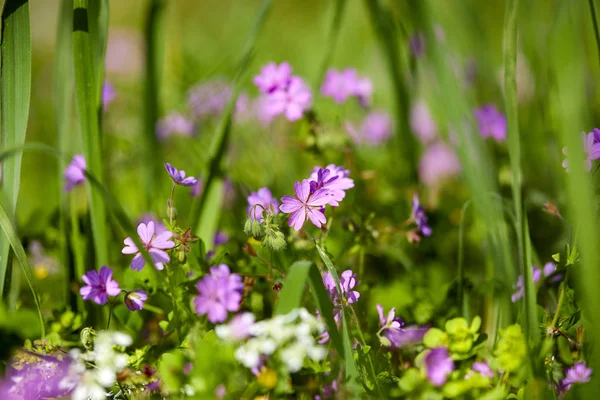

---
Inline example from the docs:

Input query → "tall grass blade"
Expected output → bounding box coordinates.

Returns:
[192,0,273,244]
[55,0,76,307]
[316,0,347,88]
[142,0,166,208]
[0,0,31,299]
[0,199,44,337]
[72,0,109,267]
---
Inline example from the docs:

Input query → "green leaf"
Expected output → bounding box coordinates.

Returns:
[72,0,108,268]
[0,199,44,337]
[275,261,312,316]
[0,0,32,299]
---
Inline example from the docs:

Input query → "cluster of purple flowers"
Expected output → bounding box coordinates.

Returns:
[559,362,593,394]
[279,164,354,231]
[511,262,558,302]
[473,104,507,142]
[321,68,373,107]
[80,266,148,311]
[562,128,600,172]
[319,269,360,343]
[253,62,312,121]
[194,264,244,323]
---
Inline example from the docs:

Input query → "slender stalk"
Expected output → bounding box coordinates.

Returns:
[589,0,600,67]
[315,0,347,88]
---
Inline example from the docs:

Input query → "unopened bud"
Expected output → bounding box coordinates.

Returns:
[80,327,96,351]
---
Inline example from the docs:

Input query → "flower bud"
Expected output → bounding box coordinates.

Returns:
[80,327,97,351]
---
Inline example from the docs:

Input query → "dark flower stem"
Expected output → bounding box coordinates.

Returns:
[106,298,115,330]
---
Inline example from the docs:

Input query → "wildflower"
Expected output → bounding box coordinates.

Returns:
[187,79,232,120]
[471,361,494,378]
[267,76,312,121]
[321,68,360,103]
[122,221,175,272]
[191,176,204,197]
[164,162,198,187]
[563,362,592,386]
[80,266,120,305]
[253,62,292,94]
[425,347,454,386]
[215,312,256,341]
[279,180,331,230]
[194,264,244,323]
[105,29,143,76]
[473,105,507,141]
[64,155,86,192]
[124,290,148,311]
[309,164,354,206]
[102,81,116,111]
[247,187,279,222]
[511,263,558,302]
[254,95,276,126]
[411,195,432,236]
[138,214,168,235]
[346,111,392,146]
[410,101,438,143]
[419,142,461,188]
[409,32,426,58]
[323,270,360,306]
[376,304,405,347]
[156,112,195,140]
[562,129,600,172]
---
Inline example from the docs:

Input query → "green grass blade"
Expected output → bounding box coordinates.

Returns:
[315,0,347,88]
[72,0,109,268]
[0,0,32,299]
[275,261,313,315]
[0,199,44,338]
[192,0,273,243]
[142,0,166,209]
[363,0,417,181]
[589,0,600,67]
[55,0,75,307]
[522,216,538,345]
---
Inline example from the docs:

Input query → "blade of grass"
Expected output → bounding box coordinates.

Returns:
[363,0,417,181]
[0,0,32,299]
[589,0,600,67]
[72,0,108,268]
[0,199,44,337]
[191,0,273,245]
[55,0,76,308]
[142,0,166,209]
[315,0,347,88]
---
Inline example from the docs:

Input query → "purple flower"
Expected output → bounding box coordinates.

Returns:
[411,195,432,236]
[323,269,360,306]
[279,180,331,231]
[410,101,438,144]
[254,95,276,126]
[137,214,168,235]
[165,163,198,187]
[191,176,204,197]
[321,68,373,106]
[64,154,86,192]
[346,111,392,146]
[125,290,148,311]
[214,231,229,247]
[473,105,507,141]
[472,361,494,378]
[253,62,292,94]
[425,347,455,386]
[187,79,232,120]
[376,304,404,346]
[156,112,195,140]
[122,221,175,272]
[419,142,461,188]
[267,76,312,121]
[512,263,559,302]
[247,187,279,222]
[80,266,121,305]
[409,32,426,58]
[543,262,557,277]
[564,362,593,385]
[309,164,354,206]
[562,129,600,172]
[215,312,256,341]
[194,264,244,323]
[102,81,116,111]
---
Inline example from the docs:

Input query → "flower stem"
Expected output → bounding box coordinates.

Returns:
[168,183,176,225]
[550,270,570,332]
[106,299,114,330]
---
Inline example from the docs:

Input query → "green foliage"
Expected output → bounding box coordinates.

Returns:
[494,324,527,373]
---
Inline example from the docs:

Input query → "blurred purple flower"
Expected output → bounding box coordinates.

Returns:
[418,142,461,188]
[214,231,229,247]
[122,221,175,272]
[215,312,256,341]
[124,290,148,311]
[191,177,204,197]
[102,81,116,111]
[309,164,354,206]
[253,62,292,94]
[105,29,143,76]
[267,76,312,121]
[194,264,244,323]
[512,262,561,302]
[321,68,373,106]
[346,111,392,146]
[80,266,121,305]
[410,101,438,144]
[247,187,279,222]
[563,362,592,386]
[0,353,72,399]
[64,154,86,192]
[562,129,600,172]
[409,32,426,57]
[472,361,494,378]
[279,180,331,230]
[473,105,507,141]
[187,79,232,120]
[156,112,195,140]
[323,269,360,306]
[425,347,454,386]
[165,162,198,187]
[254,95,276,127]
[411,195,432,236]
